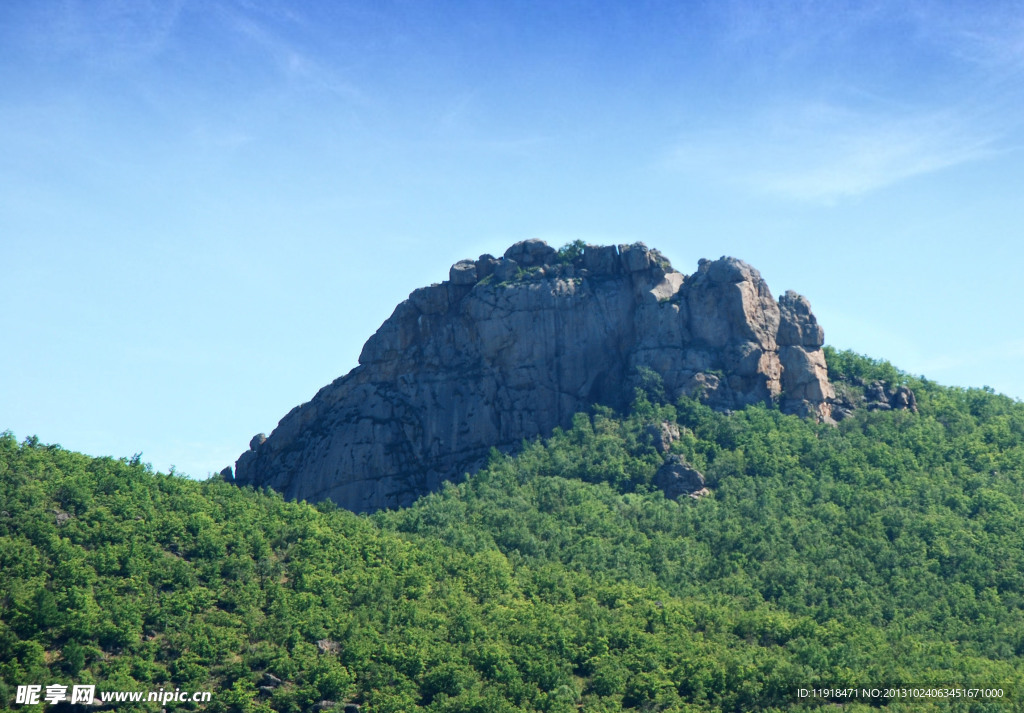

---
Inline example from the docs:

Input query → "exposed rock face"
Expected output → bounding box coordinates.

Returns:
[831,379,918,420]
[234,240,835,512]
[645,421,681,454]
[653,455,708,500]
[865,381,918,412]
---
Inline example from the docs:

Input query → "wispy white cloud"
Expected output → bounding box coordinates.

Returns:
[669,102,999,202]
[905,0,1024,74]
[665,0,1024,203]
[218,5,366,105]
[717,0,1024,78]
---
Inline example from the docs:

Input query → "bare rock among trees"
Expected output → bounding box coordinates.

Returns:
[653,455,708,500]
[234,241,836,512]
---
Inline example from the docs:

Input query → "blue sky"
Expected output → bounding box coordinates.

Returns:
[2,0,1023,477]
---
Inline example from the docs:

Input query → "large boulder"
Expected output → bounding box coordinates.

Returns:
[233,241,836,512]
[653,455,707,500]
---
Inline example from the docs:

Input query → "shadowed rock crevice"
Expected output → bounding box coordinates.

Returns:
[234,240,835,512]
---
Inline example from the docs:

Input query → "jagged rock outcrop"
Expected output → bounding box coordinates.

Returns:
[831,379,918,420]
[233,240,835,512]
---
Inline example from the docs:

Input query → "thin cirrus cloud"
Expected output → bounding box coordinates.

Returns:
[665,1,1024,204]
[668,103,1001,203]
[219,8,366,104]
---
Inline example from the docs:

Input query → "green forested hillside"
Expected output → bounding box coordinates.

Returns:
[2,351,1023,712]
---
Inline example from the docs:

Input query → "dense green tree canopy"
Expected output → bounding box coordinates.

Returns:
[1,350,1022,711]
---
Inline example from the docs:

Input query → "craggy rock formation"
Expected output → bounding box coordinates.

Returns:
[831,379,918,420]
[233,240,835,512]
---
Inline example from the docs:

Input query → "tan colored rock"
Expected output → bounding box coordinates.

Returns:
[778,290,824,348]
[780,346,835,420]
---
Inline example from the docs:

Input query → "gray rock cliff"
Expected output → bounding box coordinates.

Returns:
[233,240,835,512]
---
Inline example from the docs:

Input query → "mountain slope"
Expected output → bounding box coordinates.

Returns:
[2,351,1023,711]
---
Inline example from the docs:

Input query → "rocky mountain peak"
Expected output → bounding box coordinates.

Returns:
[232,240,835,512]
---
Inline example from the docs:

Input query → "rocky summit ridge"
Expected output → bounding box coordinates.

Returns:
[232,240,835,513]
